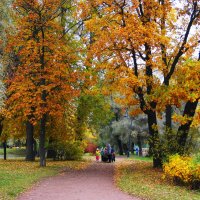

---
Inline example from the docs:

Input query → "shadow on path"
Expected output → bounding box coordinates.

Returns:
[17,160,140,200]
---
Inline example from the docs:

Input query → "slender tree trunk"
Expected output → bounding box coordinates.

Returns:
[47,137,56,159]
[177,99,199,154]
[176,51,199,154]
[116,135,123,155]
[0,118,6,160]
[26,121,35,161]
[166,105,172,130]
[3,141,6,160]
[123,143,128,155]
[131,142,134,153]
[137,134,142,156]
[147,110,162,168]
[75,117,84,141]
[0,117,3,136]
[39,113,46,167]
[39,26,46,167]
[33,139,37,157]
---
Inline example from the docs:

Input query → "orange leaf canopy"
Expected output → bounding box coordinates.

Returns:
[6,0,81,123]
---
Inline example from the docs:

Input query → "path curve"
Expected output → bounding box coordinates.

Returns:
[17,160,140,200]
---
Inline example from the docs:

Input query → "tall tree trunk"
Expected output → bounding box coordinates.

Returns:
[39,113,46,167]
[166,105,172,130]
[3,141,6,160]
[147,110,162,168]
[131,142,134,153]
[116,135,123,155]
[47,137,56,159]
[75,117,84,141]
[39,26,46,167]
[0,118,6,160]
[0,117,3,135]
[26,121,35,161]
[127,131,131,157]
[123,143,128,155]
[177,99,199,154]
[164,72,173,131]
[137,134,142,156]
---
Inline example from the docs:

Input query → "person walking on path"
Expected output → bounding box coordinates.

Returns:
[107,143,112,163]
[100,147,104,162]
[111,147,115,162]
[95,148,100,161]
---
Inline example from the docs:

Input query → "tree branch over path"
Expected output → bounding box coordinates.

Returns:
[164,1,200,85]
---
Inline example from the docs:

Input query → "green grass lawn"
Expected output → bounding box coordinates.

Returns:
[0,159,89,200]
[0,148,26,157]
[129,154,153,162]
[115,159,200,200]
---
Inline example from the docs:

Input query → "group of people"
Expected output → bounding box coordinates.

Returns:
[95,144,115,163]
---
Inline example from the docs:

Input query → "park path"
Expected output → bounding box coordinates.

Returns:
[17,158,140,200]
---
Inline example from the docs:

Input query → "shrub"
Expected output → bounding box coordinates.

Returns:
[163,154,200,189]
[192,165,200,189]
[50,141,84,161]
[84,143,97,154]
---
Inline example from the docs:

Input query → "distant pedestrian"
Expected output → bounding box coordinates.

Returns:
[111,147,115,162]
[135,147,139,156]
[100,147,104,161]
[95,148,100,161]
[107,144,112,163]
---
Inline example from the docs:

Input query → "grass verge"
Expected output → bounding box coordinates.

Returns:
[115,159,200,200]
[0,159,90,200]
[129,155,152,162]
[0,148,26,156]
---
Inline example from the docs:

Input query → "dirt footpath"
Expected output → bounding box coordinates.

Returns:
[17,161,139,200]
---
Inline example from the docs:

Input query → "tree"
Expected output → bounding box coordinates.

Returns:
[169,58,200,154]
[0,0,15,160]
[75,93,113,141]
[78,0,200,167]
[6,0,80,166]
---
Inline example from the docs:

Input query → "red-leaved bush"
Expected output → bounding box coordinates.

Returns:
[84,143,97,154]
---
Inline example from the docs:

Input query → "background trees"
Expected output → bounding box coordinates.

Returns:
[0,0,14,160]
[78,0,200,167]
[5,0,81,166]
[0,0,199,168]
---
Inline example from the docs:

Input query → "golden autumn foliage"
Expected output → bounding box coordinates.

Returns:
[77,0,200,123]
[163,154,200,188]
[163,154,194,183]
[76,0,200,166]
[5,0,80,124]
[47,104,77,142]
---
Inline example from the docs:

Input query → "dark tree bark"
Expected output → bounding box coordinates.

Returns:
[0,117,3,135]
[75,117,84,141]
[33,139,37,156]
[47,137,56,159]
[0,117,6,160]
[131,142,134,153]
[116,135,123,155]
[39,113,46,167]
[177,99,199,154]
[166,105,172,130]
[137,134,142,156]
[147,110,162,168]
[176,39,200,154]
[26,121,35,161]
[123,143,128,155]
[162,1,200,141]
[3,141,6,160]
[39,25,47,167]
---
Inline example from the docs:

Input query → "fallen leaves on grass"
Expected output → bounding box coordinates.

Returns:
[114,160,200,200]
[0,159,91,200]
